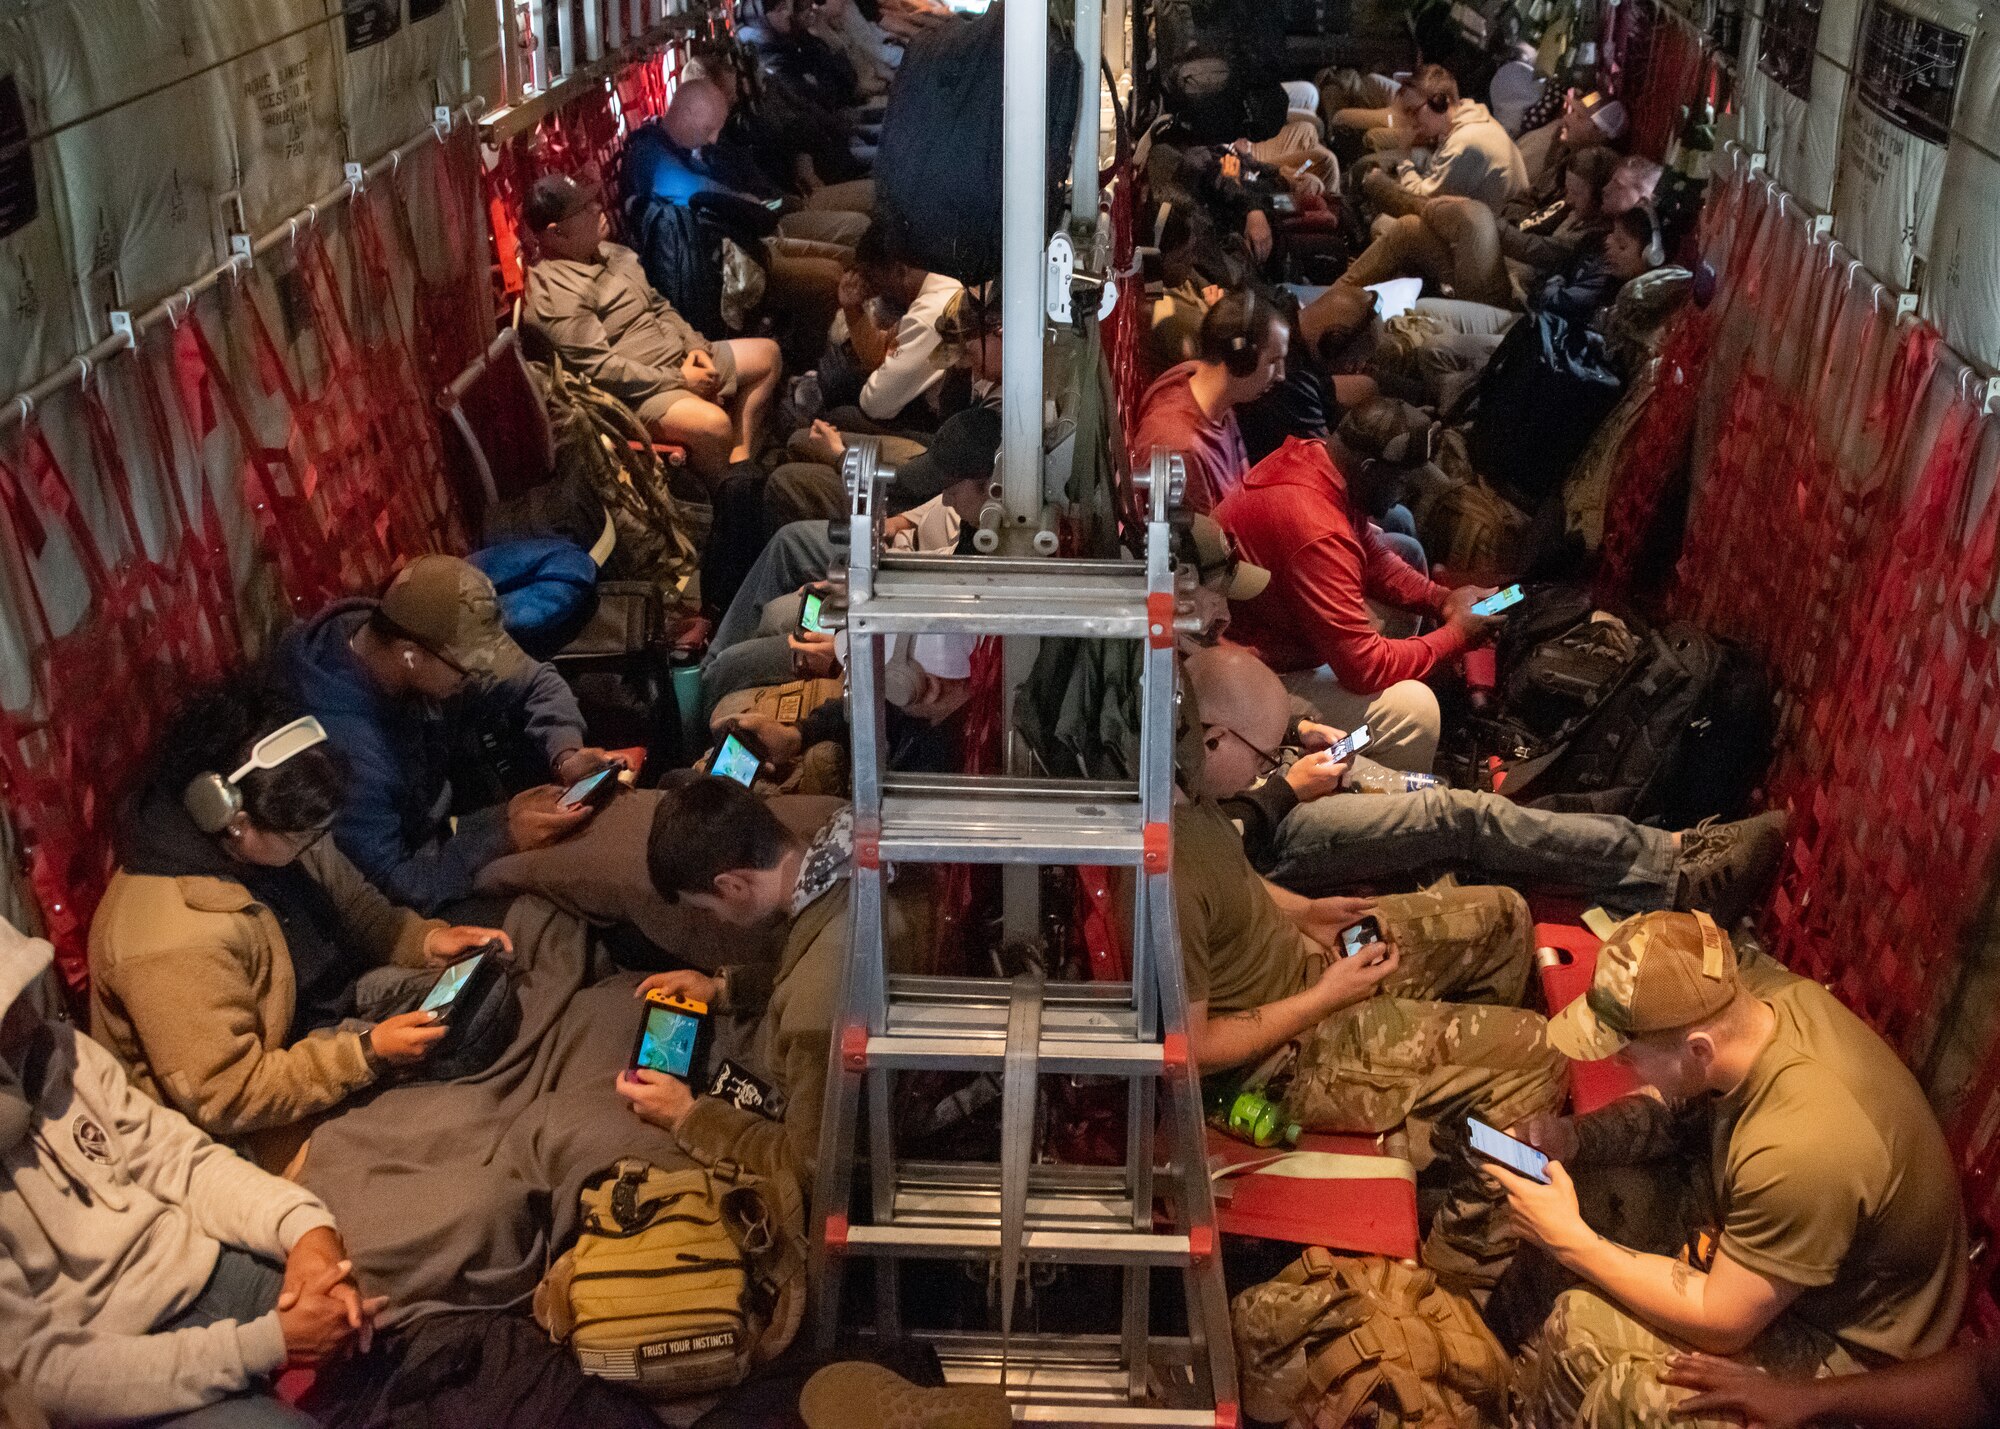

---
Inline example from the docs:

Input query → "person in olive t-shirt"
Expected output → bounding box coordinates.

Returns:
[1493,909,1967,1429]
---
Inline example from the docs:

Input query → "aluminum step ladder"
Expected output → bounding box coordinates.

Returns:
[808,441,1239,1426]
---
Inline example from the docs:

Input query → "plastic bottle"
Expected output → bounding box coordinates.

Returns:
[1204,1079,1301,1148]
[1345,766,1444,794]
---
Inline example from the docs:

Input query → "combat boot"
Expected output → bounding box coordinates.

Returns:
[1674,810,1790,927]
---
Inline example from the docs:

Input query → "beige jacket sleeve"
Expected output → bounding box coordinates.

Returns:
[301,841,442,970]
[108,921,381,1141]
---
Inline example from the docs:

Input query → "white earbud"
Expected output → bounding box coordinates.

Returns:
[403,650,417,670]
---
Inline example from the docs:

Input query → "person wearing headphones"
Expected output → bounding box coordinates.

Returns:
[1361,66,1529,218]
[1215,399,1505,774]
[280,554,614,916]
[88,685,510,1174]
[1129,290,1288,515]
[4,915,389,1427]
[1395,200,1672,407]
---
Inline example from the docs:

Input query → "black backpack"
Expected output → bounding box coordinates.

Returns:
[1462,309,1625,511]
[872,5,1081,283]
[1477,592,1773,826]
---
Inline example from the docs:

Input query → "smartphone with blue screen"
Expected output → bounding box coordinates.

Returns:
[1467,1116,1551,1184]
[1471,584,1525,618]
[711,732,761,787]
[557,765,620,812]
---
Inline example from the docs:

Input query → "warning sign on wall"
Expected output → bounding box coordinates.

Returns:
[1759,0,1823,101]
[1854,0,1966,144]
[1833,0,1967,288]
[346,0,404,52]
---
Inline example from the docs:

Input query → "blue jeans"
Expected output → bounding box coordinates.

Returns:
[1265,779,1680,912]
[1376,504,1427,575]
[700,518,841,718]
[146,1249,315,1428]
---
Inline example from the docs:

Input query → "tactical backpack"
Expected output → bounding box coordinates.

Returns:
[1231,1250,1510,1428]
[1464,588,1774,827]
[533,1156,806,1400]
[531,356,706,606]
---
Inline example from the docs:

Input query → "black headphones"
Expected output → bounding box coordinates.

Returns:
[1211,295,1269,378]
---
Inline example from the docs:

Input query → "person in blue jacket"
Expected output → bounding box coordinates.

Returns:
[279,555,615,915]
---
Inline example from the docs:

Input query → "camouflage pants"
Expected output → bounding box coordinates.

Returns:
[1513,1287,1861,1428]
[1282,886,1567,1292]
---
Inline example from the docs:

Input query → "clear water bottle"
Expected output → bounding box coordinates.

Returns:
[1345,765,1444,795]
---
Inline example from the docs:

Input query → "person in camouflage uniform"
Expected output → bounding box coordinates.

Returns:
[1181,646,1567,1295]
[1489,910,1966,1429]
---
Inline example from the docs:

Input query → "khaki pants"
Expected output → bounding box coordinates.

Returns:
[1513,1287,1862,1428]
[1279,668,1442,775]
[1339,200,1513,309]
[1282,886,1567,1291]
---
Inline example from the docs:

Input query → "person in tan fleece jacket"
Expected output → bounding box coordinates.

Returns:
[88,686,508,1173]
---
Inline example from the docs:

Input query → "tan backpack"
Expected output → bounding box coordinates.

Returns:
[533,1155,806,1399]
[1231,1249,1511,1428]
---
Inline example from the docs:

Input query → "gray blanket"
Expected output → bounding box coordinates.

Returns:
[299,897,691,1324]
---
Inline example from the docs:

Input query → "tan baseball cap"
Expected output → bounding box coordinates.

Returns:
[1546,909,1737,1061]
[1183,515,1272,601]
[378,555,531,680]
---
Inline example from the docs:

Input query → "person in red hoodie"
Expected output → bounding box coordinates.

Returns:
[1128,290,1287,515]
[1215,399,1501,773]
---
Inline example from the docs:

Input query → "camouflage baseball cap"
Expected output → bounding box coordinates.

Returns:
[1546,909,1737,1061]
[378,555,531,680]
[1181,515,1271,600]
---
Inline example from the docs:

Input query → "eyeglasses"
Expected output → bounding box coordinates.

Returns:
[283,825,333,856]
[1202,722,1284,775]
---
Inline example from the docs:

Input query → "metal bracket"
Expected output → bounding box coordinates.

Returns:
[344,161,366,195]
[1045,231,1076,324]
[433,105,455,139]
[1807,214,1833,242]
[1894,291,1919,320]
[107,311,135,349]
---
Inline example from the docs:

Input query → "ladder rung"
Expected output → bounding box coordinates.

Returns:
[866,1033,1162,1073]
[843,1224,1190,1264]
[1014,1412,1224,1426]
[849,556,1158,638]
[875,775,1147,864]
[871,975,1165,1074]
[891,1162,1139,1234]
[928,1332,1214,1421]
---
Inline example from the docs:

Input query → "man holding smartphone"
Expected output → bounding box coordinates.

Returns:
[1175,656,1565,1295]
[1489,911,1965,1428]
[1216,399,1509,774]
[1190,643,1789,929]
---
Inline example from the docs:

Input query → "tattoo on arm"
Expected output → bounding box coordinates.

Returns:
[1670,1258,1693,1297]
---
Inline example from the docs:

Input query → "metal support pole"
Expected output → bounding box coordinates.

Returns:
[1070,0,1104,227]
[998,0,1048,525]
[1103,0,1129,96]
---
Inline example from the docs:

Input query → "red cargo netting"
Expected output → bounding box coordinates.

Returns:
[1673,158,1993,1061]
[0,129,491,992]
